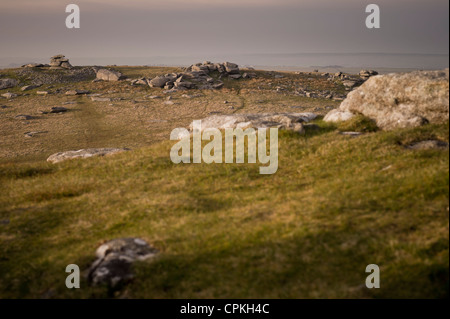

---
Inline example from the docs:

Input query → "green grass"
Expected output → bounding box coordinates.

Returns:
[0,121,448,299]
[337,115,379,133]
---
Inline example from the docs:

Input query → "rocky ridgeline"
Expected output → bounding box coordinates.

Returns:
[94,61,256,92]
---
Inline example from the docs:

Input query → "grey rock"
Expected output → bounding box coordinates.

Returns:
[47,148,130,164]
[65,90,90,96]
[408,140,449,150]
[2,93,18,99]
[186,113,317,137]
[91,97,112,102]
[50,107,68,113]
[335,70,449,130]
[88,238,158,287]
[15,114,34,120]
[148,76,171,88]
[96,69,125,82]
[21,85,40,91]
[0,78,19,90]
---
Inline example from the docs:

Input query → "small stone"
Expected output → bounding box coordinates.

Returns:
[2,93,18,99]
[21,85,40,91]
[15,115,33,120]
[50,107,68,113]
[91,97,112,102]
[408,140,449,150]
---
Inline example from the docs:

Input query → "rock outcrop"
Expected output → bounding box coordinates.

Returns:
[172,113,317,139]
[0,78,19,90]
[324,69,449,130]
[95,69,125,82]
[146,61,249,91]
[49,55,73,69]
[47,148,129,164]
[88,238,158,287]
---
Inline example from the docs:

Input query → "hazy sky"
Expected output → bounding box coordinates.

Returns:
[0,0,448,65]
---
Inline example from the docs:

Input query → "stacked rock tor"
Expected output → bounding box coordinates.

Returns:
[49,55,73,70]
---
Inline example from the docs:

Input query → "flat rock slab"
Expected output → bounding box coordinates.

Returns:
[47,148,130,164]
[88,238,158,287]
[407,140,449,150]
[91,97,112,102]
[188,113,317,133]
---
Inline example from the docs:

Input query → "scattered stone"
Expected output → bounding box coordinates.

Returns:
[96,69,125,82]
[88,238,158,287]
[2,93,18,99]
[36,91,49,95]
[185,113,317,136]
[326,69,449,130]
[22,63,45,68]
[147,95,161,99]
[24,131,47,138]
[15,114,33,120]
[164,101,175,105]
[50,107,68,114]
[407,140,449,150]
[340,132,364,137]
[91,97,112,102]
[47,148,130,164]
[65,90,90,96]
[0,78,19,90]
[21,85,40,91]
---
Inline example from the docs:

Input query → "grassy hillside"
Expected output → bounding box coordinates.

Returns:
[0,119,448,298]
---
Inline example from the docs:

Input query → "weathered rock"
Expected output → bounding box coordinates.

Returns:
[359,69,378,80]
[186,113,317,135]
[148,76,171,88]
[324,109,356,122]
[408,140,449,150]
[47,148,130,164]
[49,55,73,69]
[88,238,158,287]
[91,97,112,102]
[36,91,49,95]
[50,107,68,113]
[96,69,125,82]
[224,62,240,74]
[2,93,18,99]
[22,63,45,68]
[229,74,242,80]
[337,70,449,130]
[21,85,40,91]
[15,115,33,120]
[65,90,90,96]
[0,78,19,90]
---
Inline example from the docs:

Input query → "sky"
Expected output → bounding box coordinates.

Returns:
[0,0,448,68]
